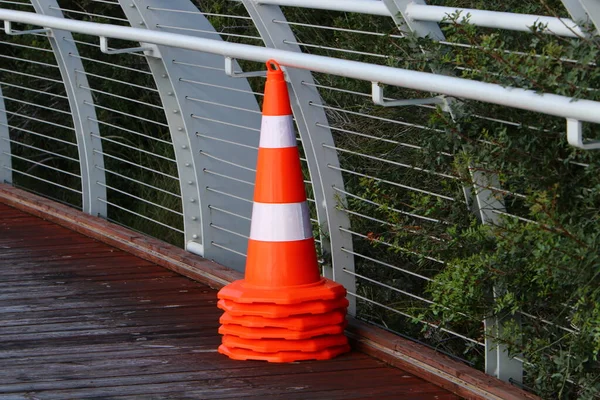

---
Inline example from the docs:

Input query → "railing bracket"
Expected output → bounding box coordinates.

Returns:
[3,20,50,36]
[99,36,159,57]
[372,81,447,109]
[224,56,267,78]
[567,118,600,150]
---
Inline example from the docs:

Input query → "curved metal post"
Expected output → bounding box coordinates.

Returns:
[382,0,523,384]
[30,0,106,217]
[241,1,357,314]
[119,0,263,272]
[383,0,444,39]
[470,170,523,384]
[0,85,11,184]
[561,0,599,34]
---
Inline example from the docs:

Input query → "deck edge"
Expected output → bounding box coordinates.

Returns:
[0,184,539,400]
[345,319,539,400]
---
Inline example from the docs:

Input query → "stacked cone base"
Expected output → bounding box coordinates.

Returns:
[218,344,351,363]
[218,278,350,362]
[222,334,348,353]
[218,297,349,318]
[219,310,347,330]
[219,321,347,340]
[218,278,346,304]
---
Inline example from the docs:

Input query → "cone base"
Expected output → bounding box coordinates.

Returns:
[217,278,346,304]
[220,310,347,331]
[218,344,351,363]
[219,321,348,340]
[217,297,349,318]
[222,334,349,353]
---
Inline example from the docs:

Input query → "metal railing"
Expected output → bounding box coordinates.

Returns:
[0,0,598,393]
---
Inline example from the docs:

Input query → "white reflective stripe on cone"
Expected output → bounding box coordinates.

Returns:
[259,115,296,149]
[249,202,312,242]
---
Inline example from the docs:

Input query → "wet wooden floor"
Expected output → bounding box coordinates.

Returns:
[0,203,459,399]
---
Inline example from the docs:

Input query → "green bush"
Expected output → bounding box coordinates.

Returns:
[359,9,600,398]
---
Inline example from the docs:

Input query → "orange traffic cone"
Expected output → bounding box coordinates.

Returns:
[216,60,350,362]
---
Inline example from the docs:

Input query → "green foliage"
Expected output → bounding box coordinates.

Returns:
[355,7,600,398]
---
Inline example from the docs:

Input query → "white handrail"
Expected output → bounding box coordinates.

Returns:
[1,8,599,126]
[255,0,390,16]
[254,0,584,38]
[406,4,585,38]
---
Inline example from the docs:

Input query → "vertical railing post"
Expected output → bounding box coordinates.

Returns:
[117,0,204,253]
[30,0,107,217]
[382,0,444,39]
[0,85,11,184]
[470,170,523,385]
[241,1,357,315]
[561,0,600,33]
[382,0,523,383]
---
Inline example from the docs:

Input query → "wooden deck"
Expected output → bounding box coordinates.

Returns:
[0,202,459,400]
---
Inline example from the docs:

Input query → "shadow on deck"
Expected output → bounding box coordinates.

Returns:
[0,202,459,399]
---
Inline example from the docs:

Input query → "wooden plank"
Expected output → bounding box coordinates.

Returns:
[0,275,202,292]
[0,339,368,367]
[0,353,377,385]
[234,386,460,400]
[0,238,102,250]
[0,293,216,315]
[0,327,221,353]
[0,256,158,274]
[10,380,447,400]
[8,374,445,400]
[0,243,121,257]
[0,367,421,397]
[0,337,216,362]
[0,269,178,286]
[0,304,204,328]
[0,311,221,336]
[0,283,208,302]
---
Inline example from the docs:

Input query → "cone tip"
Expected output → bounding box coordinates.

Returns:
[262,59,292,116]
[266,59,282,72]
[265,59,285,81]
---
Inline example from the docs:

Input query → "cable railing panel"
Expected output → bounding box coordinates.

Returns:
[0,4,82,208]
[52,0,184,245]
